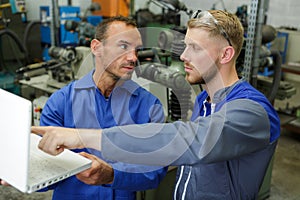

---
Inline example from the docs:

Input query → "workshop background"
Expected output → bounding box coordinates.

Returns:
[0,0,300,199]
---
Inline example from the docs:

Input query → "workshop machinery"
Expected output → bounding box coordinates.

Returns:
[17,45,92,125]
[0,0,27,94]
[17,45,91,90]
[39,1,102,60]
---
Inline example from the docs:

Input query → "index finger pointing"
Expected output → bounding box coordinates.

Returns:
[31,126,48,135]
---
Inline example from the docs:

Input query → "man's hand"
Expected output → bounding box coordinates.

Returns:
[0,179,10,186]
[31,126,85,156]
[76,152,114,185]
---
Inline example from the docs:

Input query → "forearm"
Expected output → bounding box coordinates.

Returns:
[100,99,271,166]
[78,129,103,151]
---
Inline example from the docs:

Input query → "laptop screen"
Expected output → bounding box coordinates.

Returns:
[0,89,32,191]
[0,89,92,193]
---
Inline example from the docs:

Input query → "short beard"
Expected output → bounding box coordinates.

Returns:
[110,71,133,81]
[190,61,219,85]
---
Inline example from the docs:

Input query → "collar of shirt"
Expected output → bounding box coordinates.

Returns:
[74,69,140,96]
[212,79,243,103]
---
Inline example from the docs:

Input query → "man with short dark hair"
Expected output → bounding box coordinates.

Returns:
[37,16,167,200]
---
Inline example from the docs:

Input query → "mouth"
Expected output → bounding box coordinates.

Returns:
[121,61,135,69]
[122,66,135,72]
[184,66,193,73]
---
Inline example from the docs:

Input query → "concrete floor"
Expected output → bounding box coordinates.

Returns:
[1,80,300,200]
[268,129,300,200]
[0,188,52,200]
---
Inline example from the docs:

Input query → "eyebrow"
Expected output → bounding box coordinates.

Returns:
[184,38,195,46]
[184,39,203,50]
[117,40,131,45]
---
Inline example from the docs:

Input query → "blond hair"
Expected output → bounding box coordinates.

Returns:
[188,10,244,59]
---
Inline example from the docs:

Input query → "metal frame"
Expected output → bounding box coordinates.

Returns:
[243,0,269,87]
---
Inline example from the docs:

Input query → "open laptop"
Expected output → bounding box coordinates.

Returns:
[0,88,92,193]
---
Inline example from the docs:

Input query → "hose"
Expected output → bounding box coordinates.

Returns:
[267,50,282,103]
[0,28,29,72]
[23,20,41,52]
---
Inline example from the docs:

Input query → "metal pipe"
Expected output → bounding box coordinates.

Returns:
[51,0,60,46]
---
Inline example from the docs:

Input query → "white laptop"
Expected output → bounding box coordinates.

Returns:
[0,88,92,193]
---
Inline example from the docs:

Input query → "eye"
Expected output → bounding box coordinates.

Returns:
[120,44,128,50]
[191,44,201,51]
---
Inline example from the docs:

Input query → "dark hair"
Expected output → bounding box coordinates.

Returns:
[95,16,137,41]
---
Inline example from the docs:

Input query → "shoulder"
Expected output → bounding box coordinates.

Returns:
[229,80,269,104]
[227,81,280,139]
[47,81,76,102]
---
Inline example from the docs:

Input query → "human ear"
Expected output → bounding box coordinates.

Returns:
[91,39,102,57]
[220,46,235,64]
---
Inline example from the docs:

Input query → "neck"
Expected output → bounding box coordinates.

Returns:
[93,70,124,98]
[204,64,239,101]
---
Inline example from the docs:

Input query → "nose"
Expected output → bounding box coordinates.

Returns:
[126,49,138,62]
[180,48,188,62]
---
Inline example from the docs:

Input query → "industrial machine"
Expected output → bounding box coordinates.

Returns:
[19,45,91,78]
[15,2,100,94]
[64,18,97,47]
[14,45,91,126]
[136,27,193,122]
[0,0,27,94]
[39,1,102,60]
[63,2,102,47]
[40,5,81,60]
[133,0,195,122]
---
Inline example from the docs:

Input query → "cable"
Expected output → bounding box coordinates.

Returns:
[0,28,29,73]
[23,20,41,62]
[267,50,282,103]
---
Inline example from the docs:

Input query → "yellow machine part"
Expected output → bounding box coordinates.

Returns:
[0,3,11,29]
[92,0,130,17]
